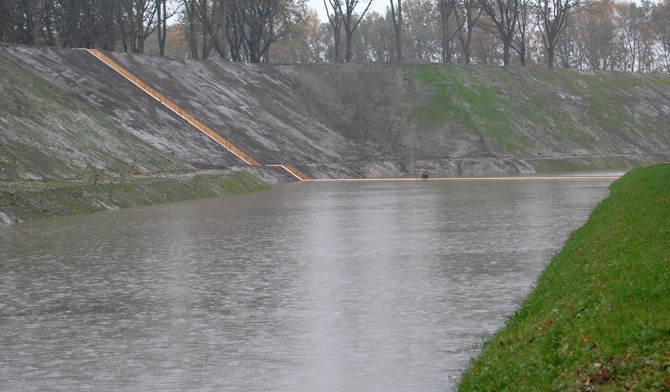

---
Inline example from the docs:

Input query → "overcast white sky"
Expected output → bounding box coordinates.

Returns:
[305,0,657,23]
[307,0,390,22]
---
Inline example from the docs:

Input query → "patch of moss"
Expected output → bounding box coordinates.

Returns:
[411,64,532,153]
[0,170,272,223]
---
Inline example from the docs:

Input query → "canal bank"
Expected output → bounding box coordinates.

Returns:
[0,170,272,224]
[458,164,670,391]
[0,50,275,224]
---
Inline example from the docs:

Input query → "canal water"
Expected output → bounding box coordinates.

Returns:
[0,177,615,391]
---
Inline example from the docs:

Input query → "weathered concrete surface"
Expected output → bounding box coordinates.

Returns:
[2,44,669,180]
[0,49,277,224]
[0,45,402,181]
[0,45,246,172]
[289,63,670,172]
[104,51,388,177]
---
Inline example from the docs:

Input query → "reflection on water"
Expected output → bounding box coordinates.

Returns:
[0,178,614,391]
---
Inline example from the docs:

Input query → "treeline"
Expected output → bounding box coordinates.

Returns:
[2,0,670,72]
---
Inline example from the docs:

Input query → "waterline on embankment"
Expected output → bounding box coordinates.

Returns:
[0,170,272,224]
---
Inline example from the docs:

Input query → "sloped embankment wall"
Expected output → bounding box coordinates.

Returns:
[289,63,670,173]
[3,43,669,178]
[0,49,274,223]
[0,45,404,180]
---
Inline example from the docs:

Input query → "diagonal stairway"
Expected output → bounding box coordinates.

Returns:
[84,49,309,181]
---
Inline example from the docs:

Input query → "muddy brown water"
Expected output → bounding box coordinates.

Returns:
[0,176,617,391]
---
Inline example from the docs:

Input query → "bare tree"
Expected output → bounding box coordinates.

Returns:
[511,0,530,65]
[156,0,179,55]
[182,0,200,57]
[226,0,302,62]
[390,0,403,61]
[324,0,344,61]
[481,0,521,65]
[455,0,483,63]
[652,0,670,73]
[341,0,373,61]
[114,0,159,53]
[438,0,461,62]
[194,0,224,59]
[537,0,581,67]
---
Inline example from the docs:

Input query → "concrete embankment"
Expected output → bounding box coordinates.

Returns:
[3,44,669,181]
[2,43,670,221]
[457,163,670,391]
[0,44,401,181]
[290,63,670,174]
[0,49,273,224]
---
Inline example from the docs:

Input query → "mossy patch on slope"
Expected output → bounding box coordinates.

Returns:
[0,170,272,223]
[410,64,531,153]
[458,164,670,391]
[410,64,670,160]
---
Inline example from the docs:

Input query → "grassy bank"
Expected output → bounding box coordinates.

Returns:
[0,170,271,224]
[458,164,670,391]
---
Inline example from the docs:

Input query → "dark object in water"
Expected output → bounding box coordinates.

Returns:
[421,169,429,179]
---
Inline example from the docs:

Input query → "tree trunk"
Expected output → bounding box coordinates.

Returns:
[157,0,167,55]
[391,0,402,62]
[441,10,450,62]
[345,23,353,62]
[503,39,511,65]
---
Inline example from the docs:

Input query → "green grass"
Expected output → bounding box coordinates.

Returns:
[410,64,540,153]
[458,164,670,391]
[0,170,272,222]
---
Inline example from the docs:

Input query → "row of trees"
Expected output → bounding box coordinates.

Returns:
[0,0,303,61]
[0,0,174,53]
[268,0,670,72]
[2,0,670,72]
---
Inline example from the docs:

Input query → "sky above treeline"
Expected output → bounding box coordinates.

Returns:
[307,0,390,22]
[305,0,655,23]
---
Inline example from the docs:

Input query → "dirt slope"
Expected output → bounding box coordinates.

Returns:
[2,44,669,179]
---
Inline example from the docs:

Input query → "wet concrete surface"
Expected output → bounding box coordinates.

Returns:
[0,178,614,391]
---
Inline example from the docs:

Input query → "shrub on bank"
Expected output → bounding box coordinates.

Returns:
[458,164,670,391]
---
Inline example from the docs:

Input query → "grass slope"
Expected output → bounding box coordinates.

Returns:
[458,164,670,391]
[410,64,670,159]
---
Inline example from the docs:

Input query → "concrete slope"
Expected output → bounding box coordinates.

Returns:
[290,63,670,173]
[0,51,189,181]
[3,44,669,178]
[104,52,374,166]
[0,45,402,180]
[0,45,290,182]
[0,45,251,170]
